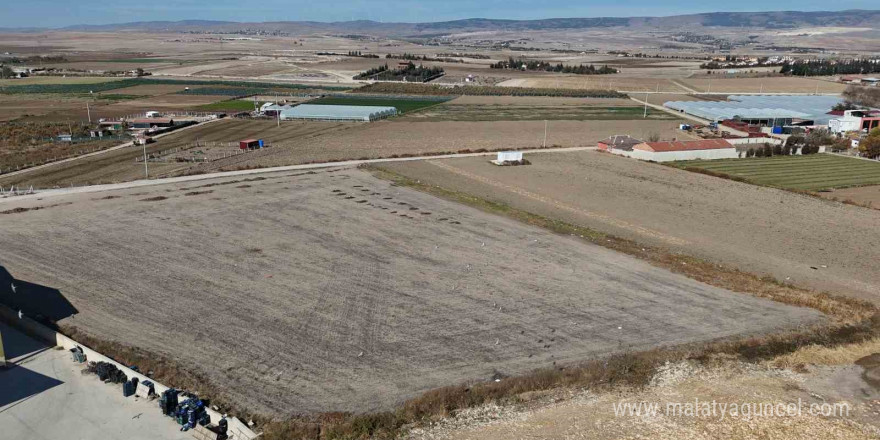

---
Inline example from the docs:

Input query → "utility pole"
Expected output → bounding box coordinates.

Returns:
[644,93,649,118]
[143,142,149,179]
[86,102,91,123]
[543,120,548,148]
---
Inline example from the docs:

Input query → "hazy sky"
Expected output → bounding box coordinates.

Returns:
[2,1,877,28]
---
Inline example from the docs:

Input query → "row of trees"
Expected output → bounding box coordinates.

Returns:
[353,62,445,82]
[744,142,822,158]
[780,59,880,76]
[490,57,617,75]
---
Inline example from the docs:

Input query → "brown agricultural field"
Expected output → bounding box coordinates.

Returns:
[679,76,847,94]
[0,119,346,187]
[190,118,686,173]
[376,151,880,302]
[0,168,821,416]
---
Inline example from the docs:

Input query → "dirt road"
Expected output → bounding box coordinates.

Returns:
[0,168,819,416]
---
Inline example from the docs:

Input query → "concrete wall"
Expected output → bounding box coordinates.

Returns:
[0,305,259,440]
[622,148,739,162]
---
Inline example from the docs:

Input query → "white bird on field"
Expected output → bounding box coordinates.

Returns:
[18,310,23,319]
[357,351,364,358]
[495,338,499,345]
[11,283,16,293]
[481,242,485,247]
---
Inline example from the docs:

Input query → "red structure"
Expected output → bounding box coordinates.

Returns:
[239,139,262,150]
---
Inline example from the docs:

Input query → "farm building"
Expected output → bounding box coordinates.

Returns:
[239,139,264,150]
[616,139,737,162]
[664,95,842,127]
[279,104,397,122]
[597,135,642,152]
[829,110,880,134]
[129,118,174,129]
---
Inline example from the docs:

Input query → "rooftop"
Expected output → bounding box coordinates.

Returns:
[664,95,843,124]
[639,139,733,152]
[598,135,643,151]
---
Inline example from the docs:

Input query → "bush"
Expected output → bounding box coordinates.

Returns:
[746,148,755,158]
[773,144,783,155]
[762,144,774,157]
[786,135,804,148]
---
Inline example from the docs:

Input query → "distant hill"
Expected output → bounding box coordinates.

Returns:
[8,10,880,35]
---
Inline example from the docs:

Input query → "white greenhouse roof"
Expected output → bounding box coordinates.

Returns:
[280,104,397,121]
[664,95,842,124]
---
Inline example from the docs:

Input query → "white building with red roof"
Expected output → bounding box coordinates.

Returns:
[620,139,738,162]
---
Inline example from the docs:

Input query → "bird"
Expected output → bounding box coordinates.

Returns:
[495,338,499,345]
[481,242,485,247]
[10,283,16,293]
[357,351,364,357]
[18,310,23,319]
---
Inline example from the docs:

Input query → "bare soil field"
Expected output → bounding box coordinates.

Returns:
[498,77,690,92]
[0,77,125,86]
[820,185,880,208]
[679,77,846,94]
[0,168,820,416]
[404,104,675,122]
[445,96,636,106]
[189,118,686,174]
[0,94,95,121]
[0,119,346,187]
[377,151,880,302]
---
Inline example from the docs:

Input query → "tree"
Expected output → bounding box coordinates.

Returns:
[746,148,755,158]
[647,133,661,142]
[785,135,804,148]
[0,65,14,79]
[773,144,784,156]
[762,144,774,157]
[859,128,880,159]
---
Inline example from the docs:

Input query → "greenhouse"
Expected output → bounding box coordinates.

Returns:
[279,104,398,122]
[663,95,842,126]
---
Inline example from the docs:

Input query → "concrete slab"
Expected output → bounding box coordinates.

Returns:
[0,321,190,440]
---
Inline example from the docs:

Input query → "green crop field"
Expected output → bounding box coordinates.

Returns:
[671,154,880,191]
[307,95,448,113]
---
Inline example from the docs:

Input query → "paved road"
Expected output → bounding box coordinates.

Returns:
[0,146,595,204]
[0,321,189,440]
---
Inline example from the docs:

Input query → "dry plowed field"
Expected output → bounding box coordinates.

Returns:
[0,169,819,416]
[377,152,880,302]
[187,118,686,174]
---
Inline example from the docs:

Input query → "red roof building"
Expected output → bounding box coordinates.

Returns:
[634,139,734,152]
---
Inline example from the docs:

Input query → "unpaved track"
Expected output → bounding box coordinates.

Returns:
[0,168,819,416]
[379,152,880,302]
